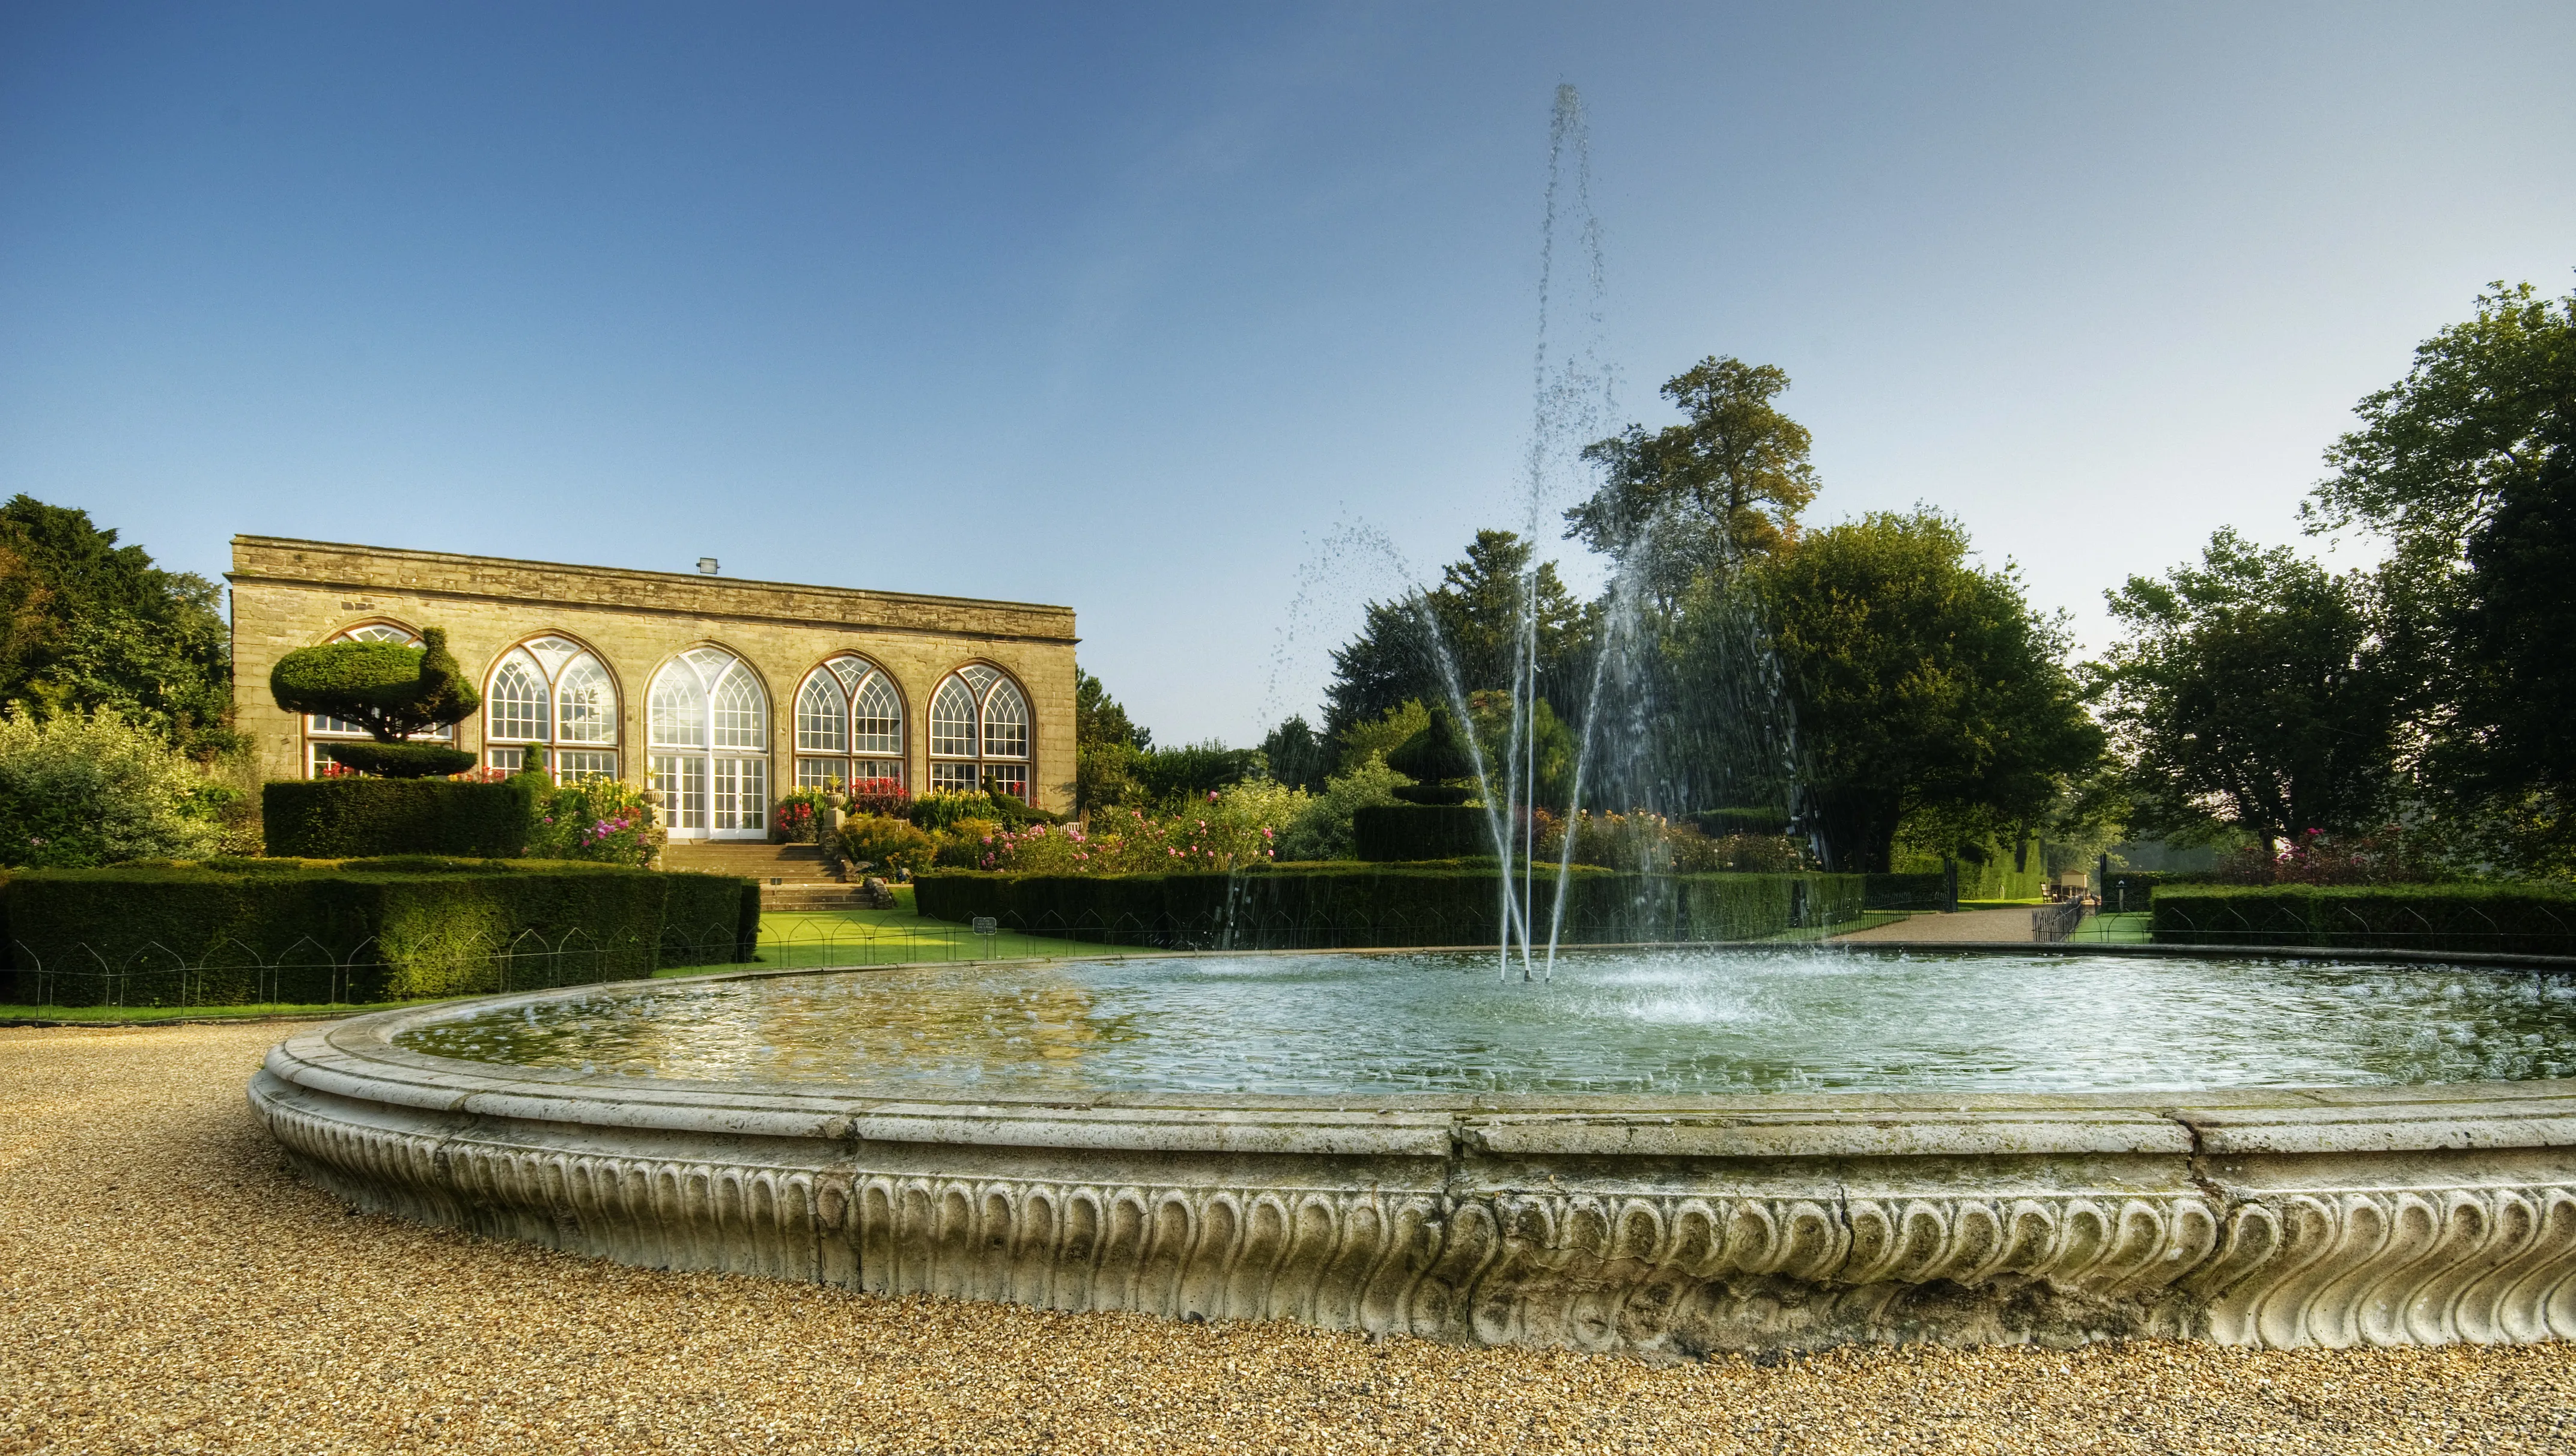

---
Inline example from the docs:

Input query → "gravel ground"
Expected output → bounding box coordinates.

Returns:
[4,1023,2572,1455]
[1833,908,2037,943]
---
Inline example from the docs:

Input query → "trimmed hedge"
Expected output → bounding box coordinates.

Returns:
[2149,883,2576,956]
[264,778,536,859]
[1353,805,1494,861]
[1862,872,1949,911]
[2,858,758,1007]
[915,864,1870,947]
[2101,869,2223,914]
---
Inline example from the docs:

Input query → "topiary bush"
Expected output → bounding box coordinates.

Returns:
[1,857,759,1007]
[270,625,480,778]
[263,778,537,859]
[1353,804,1492,861]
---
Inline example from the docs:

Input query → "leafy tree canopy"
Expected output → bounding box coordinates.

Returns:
[1074,668,1150,751]
[1257,714,1331,793]
[1755,509,2100,873]
[1569,356,1818,602]
[0,496,233,754]
[2088,529,2402,855]
[2305,279,2576,568]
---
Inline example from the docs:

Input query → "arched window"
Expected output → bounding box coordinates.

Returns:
[926,664,1031,800]
[482,636,621,781]
[791,655,907,792]
[302,622,453,777]
[646,648,769,838]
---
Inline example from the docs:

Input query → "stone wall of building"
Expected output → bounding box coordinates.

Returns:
[228,536,1079,814]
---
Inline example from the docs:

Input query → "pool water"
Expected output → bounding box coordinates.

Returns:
[393,949,2576,1097]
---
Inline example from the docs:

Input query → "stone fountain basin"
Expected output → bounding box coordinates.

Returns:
[251,967,2576,1356]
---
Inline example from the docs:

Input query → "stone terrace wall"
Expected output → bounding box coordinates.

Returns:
[228,536,1079,812]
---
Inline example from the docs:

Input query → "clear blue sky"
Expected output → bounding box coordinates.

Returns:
[5,3,2572,744]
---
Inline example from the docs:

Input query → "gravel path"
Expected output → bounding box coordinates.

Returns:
[4,1023,2571,1454]
[1834,908,2038,943]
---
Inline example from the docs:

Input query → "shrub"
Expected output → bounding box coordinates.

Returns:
[0,709,226,867]
[526,777,660,866]
[1274,759,1403,861]
[2148,882,2576,956]
[263,778,535,859]
[268,626,481,776]
[772,787,832,844]
[911,789,1000,833]
[847,777,909,819]
[1,858,759,1006]
[836,813,935,878]
[991,781,1299,875]
[1353,804,1490,861]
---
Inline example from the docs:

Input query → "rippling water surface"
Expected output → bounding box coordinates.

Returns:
[392,950,2576,1096]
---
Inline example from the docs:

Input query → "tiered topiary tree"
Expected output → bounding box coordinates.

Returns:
[269,626,481,778]
[1384,705,1479,805]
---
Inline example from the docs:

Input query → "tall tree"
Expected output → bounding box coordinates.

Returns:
[1568,356,1819,605]
[1321,530,1592,742]
[1257,715,1331,793]
[2305,280,2576,571]
[2088,530,2404,855]
[1072,669,1150,814]
[1756,510,2101,872]
[0,497,233,754]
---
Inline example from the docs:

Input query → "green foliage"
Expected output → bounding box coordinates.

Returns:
[1691,807,1790,837]
[914,864,1871,945]
[526,777,661,866]
[262,778,535,859]
[1569,356,1819,602]
[1257,715,1331,793]
[1130,742,1266,808]
[2305,280,2576,571]
[1074,668,1150,751]
[1,859,758,1007]
[320,742,479,778]
[1335,700,1429,777]
[268,625,482,751]
[836,813,936,877]
[991,780,1302,873]
[2148,881,2576,956]
[1074,739,1142,816]
[771,786,831,844]
[1273,757,1405,862]
[910,788,1059,833]
[1323,532,1593,741]
[0,497,235,756]
[1384,705,1479,798]
[0,708,228,867]
[1755,509,2101,873]
[1463,691,1578,808]
[2089,529,2403,853]
[1538,810,1804,875]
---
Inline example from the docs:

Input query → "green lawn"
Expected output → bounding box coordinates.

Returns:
[2069,911,2153,944]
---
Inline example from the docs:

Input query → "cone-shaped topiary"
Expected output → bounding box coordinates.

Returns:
[272,626,485,778]
[1385,705,1479,806]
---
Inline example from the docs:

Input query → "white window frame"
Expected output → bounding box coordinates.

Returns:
[925,664,1034,802]
[647,648,770,840]
[791,655,909,796]
[481,637,621,783]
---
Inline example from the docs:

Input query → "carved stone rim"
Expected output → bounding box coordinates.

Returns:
[282,964,2576,1163]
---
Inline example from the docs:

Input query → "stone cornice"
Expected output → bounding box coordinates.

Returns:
[226,535,1078,645]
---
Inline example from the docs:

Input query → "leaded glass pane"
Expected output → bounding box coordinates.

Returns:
[712,666,766,748]
[555,751,615,781]
[649,668,705,747]
[557,657,616,744]
[929,678,977,758]
[958,664,1000,694]
[852,673,902,754]
[713,756,766,831]
[981,679,1029,759]
[825,655,866,691]
[487,656,548,742]
[796,675,847,753]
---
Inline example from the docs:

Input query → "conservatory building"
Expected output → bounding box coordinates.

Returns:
[226,537,1080,834]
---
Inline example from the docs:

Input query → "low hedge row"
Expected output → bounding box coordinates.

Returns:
[915,864,1871,947]
[2101,869,2223,914]
[1352,805,1493,862]
[2,857,759,1007]
[2149,883,2576,956]
[263,779,536,858]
